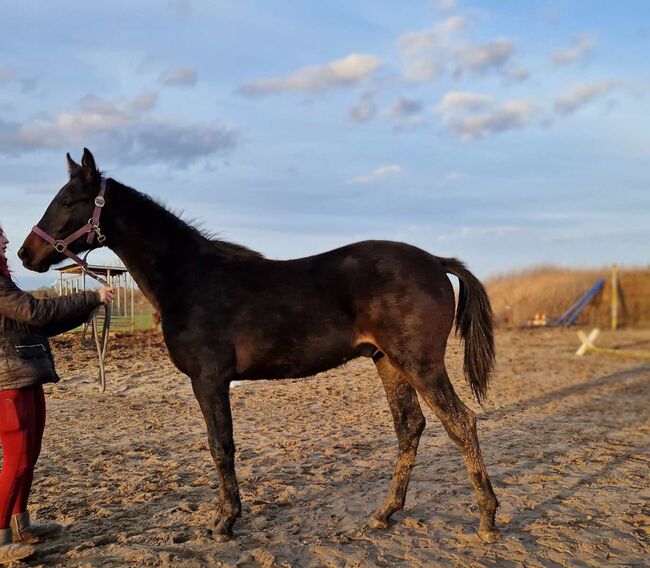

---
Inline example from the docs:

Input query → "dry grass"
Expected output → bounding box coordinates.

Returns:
[486,265,650,328]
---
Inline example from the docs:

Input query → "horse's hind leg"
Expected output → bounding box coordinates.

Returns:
[409,366,500,542]
[369,354,426,530]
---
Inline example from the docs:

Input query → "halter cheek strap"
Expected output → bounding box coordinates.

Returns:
[31,179,108,273]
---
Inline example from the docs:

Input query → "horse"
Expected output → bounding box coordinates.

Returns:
[19,149,500,543]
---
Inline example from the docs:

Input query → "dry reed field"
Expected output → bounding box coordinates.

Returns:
[10,327,650,567]
[487,266,650,328]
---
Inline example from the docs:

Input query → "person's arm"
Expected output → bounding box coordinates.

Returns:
[42,287,114,336]
[0,276,103,332]
[40,303,100,337]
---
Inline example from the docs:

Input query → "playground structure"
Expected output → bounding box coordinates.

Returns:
[552,265,624,329]
[555,278,605,327]
[55,263,136,332]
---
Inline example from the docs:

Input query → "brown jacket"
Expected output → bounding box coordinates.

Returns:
[0,275,102,390]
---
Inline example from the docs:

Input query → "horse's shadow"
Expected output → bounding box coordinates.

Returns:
[482,364,649,560]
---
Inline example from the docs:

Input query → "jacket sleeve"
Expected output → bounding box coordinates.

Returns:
[0,276,102,334]
[41,303,104,337]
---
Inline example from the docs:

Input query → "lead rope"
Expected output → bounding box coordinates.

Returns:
[80,251,111,393]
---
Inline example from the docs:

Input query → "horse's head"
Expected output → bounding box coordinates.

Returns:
[19,148,104,273]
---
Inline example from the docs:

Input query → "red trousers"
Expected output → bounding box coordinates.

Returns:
[0,385,45,529]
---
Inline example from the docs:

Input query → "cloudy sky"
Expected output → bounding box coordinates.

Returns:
[1,0,648,289]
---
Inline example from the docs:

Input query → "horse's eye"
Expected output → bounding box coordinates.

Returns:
[62,200,73,208]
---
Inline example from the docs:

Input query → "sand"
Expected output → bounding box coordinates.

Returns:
[11,327,649,567]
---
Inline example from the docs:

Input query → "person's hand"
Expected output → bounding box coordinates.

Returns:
[99,287,115,304]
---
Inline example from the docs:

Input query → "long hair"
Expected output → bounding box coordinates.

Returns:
[0,227,10,278]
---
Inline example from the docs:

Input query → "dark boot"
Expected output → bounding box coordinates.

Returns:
[11,511,62,544]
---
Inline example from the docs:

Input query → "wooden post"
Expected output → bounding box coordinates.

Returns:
[130,275,135,332]
[611,264,619,331]
[116,273,121,317]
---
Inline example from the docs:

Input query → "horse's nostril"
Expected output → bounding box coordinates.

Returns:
[17,247,27,261]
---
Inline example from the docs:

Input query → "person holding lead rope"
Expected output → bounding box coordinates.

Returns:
[0,225,113,564]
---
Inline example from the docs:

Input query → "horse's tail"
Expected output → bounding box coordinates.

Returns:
[440,257,495,404]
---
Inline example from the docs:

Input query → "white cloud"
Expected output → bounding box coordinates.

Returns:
[403,57,445,82]
[448,100,535,140]
[239,53,383,96]
[160,67,198,86]
[397,21,518,83]
[551,35,597,66]
[347,165,403,185]
[436,91,535,140]
[398,17,467,82]
[0,92,235,166]
[436,91,492,112]
[15,95,139,148]
[454,38,515,76]
[554,80,620,114]
[398,17,467,56]
[130,91,158,111]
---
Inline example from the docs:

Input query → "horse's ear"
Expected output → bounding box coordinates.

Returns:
[81,148,99,184]
[66,152,80,176]
[81,148,98,174]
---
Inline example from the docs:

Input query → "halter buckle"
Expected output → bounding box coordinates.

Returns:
[54,241,67,253]
[94,195,106,208]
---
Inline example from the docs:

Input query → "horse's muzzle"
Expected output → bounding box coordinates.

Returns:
[17,245,49,273]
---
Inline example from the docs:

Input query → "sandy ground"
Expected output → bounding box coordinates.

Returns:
[8,327,649,567]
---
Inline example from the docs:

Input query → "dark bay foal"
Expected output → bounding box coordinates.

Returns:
[19,149,500,543]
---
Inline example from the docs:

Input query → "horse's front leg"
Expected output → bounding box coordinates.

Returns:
[191,374,241,541]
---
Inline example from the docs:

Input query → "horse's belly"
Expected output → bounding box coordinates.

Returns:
[235,341,364,380]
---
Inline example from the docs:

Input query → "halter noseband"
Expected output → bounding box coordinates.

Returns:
[31,179,108,269]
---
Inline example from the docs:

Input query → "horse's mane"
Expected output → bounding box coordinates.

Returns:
[114,179,264,259]
[211,239,264,258]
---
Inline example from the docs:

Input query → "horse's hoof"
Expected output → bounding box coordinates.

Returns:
[211,519,235,542]
[211,530,234,543]
[368,516,390,530]
[478,528,501,544]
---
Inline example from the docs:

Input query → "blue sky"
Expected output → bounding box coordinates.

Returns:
[1,0,648,290]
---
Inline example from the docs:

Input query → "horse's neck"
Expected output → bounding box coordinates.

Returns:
[102,181,205,312]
